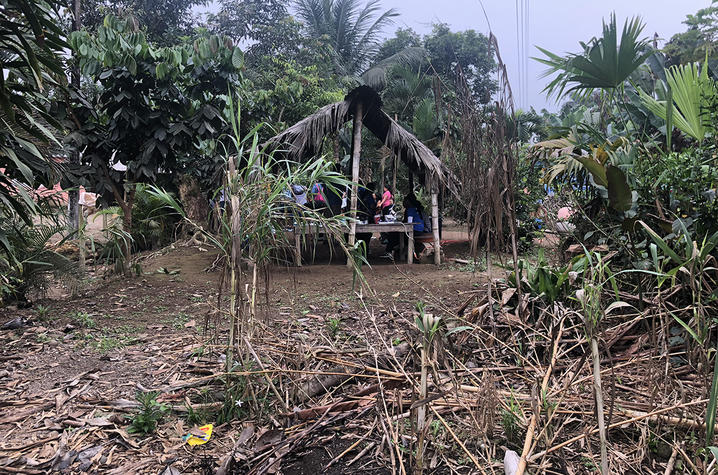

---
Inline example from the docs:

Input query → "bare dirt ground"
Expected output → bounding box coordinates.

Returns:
[1,235,495,474]
[2,228,703,474]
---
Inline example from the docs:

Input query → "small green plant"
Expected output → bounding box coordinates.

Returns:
[216,377,248,425]
[327,316,341,339]
[392,337,402,346]
[456,257,486,273]
[414,301,443,473]
[92,336,125,353]
[34,304,50,320]
[170,312,191,329]
[36,333,51,344]
[185,389,216,426]
[70,311,96,329]
[189,295,205,303]
[128,391,169,434]
[430,419,442,438]
[501,394,522,444]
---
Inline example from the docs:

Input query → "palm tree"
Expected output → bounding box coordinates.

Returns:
[294,0,398,77]
[534,13,654,101]
[0,0,66,226]
[381,65,433,122]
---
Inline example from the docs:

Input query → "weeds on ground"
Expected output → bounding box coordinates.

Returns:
[34,304,51,321]
[501,394,522,444]
[327,316,341,339]
[128,391,168,434]
[168,312,191,329]
[216,376,248,425]
[70,311,95,328]
[185,388,215,426]
[455,256,487,273]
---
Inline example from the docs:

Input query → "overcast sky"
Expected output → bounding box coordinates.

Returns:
[199,1,711,111]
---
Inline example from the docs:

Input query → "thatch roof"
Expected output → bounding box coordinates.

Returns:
[265,86,458,193]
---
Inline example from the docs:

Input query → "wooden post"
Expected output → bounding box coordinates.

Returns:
[294,231,302,267]
[431,178,440,265]
[407,227,414,264]
[78,204,85,273]
[348,102,363,268]
[392,114,398,193]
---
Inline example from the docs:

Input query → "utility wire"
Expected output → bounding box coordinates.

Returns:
[515,0,522,109]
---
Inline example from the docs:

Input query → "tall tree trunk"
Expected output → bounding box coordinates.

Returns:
[67,0,82,233]
[178,174,209,228]
[110,180,135,274]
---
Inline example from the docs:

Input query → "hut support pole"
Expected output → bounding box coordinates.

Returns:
[431,179,440,265]
[348,102,363,268]
[392,114,398,193]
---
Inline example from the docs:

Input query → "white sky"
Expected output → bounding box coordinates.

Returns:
[198,0,712,111]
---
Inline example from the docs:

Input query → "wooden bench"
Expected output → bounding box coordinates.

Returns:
[291,222,414,266]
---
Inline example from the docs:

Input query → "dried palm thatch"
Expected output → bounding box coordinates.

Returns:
[265,86,460,195]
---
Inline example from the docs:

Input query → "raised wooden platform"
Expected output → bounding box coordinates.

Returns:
[291,222,414,266]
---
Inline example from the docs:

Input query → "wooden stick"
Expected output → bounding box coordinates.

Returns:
[347,100,363,262]
[663,445,678,475]
[529,398,708,461]
[430,406,485,473]
[515,317,564,474]
[590,336,609,474]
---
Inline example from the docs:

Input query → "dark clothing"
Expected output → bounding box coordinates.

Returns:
[405,206,428,232]
[380,204,394,221]
[325,185,343,216]
[385,206,428,255]
[357,187,376,223]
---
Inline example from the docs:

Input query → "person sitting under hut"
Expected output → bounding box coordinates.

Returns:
[376,184,394,221]
[382,193,428,260]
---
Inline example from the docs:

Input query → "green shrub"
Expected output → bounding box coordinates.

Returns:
[128,391,169,434]
[131,184,181,251]
[0,212,75,305]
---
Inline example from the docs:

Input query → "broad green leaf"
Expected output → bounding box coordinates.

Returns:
[606,165,632,212]
[574,156,608,187]
[639,220,682,265]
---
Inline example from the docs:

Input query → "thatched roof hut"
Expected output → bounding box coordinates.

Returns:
[265,86,458,194]
[266,85,455,265]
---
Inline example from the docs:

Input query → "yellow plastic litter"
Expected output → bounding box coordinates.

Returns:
[183,424,213,446]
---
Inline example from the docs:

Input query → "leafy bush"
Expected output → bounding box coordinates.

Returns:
[637,148,718,238]
[128,391,169,434]
[0,213,75,305]
[131,184,181,251]
[508,249,589,304]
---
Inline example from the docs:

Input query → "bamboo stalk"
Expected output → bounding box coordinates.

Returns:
[515,317,565,474]
[529,398,709,461]
[591,336,609,475]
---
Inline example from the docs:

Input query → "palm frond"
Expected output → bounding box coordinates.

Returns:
[361,46,426,90]
[534,13,653,100]
[639,60,717,141]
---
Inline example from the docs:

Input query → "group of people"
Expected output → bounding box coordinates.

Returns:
[356,182,394,224]
[285,180,431,260]
[355,183,430,260]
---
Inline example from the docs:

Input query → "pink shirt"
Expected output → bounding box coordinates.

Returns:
[381,190,393,207]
